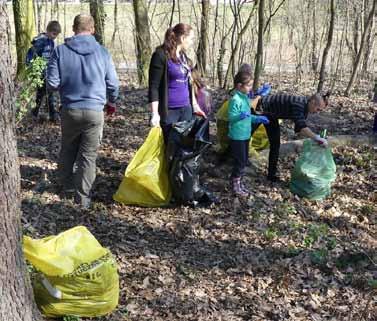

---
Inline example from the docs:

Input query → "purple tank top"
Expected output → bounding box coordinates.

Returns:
[167,58,190,108]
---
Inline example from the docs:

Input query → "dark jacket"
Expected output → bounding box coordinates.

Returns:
[260,94,309,132]
[26,33,55,65]
[47,35,119,111]
[148,46,193,120]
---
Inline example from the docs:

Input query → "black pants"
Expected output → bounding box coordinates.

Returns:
[161,105,193,143]
[230,139,249,178]
[34,80,58,118]
[251,114,280,177]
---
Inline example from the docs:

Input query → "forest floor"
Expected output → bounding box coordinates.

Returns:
[18,74,376,321]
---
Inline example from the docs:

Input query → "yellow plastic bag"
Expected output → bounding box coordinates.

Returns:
[23,226,119,318]
[215,99,270,154]
[251,124,270,151]
[113,127,171,207]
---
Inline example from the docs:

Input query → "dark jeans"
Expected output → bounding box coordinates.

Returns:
[58,108,104,205]
[251,114,280,177]
[161,105,193,143]
[230,139,250,178]
[34,80,58,118]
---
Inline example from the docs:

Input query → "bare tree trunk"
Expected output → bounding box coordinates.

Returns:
[362,11,375,74]
[253,0,264,91]
[90,0,105,45]
[12,0,36,76]
[111,0,119,45]
[311,0,318,72]
[210,0,219,84]
[223,4,257,88]
[197,0,210,75]
[169,0,175,27]
[132,0,152,86]
[317,0,336,92]
[0,4,42,321]
[345,0,377,96]
[373,78,377,102]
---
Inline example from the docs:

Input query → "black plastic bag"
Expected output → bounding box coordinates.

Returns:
[166,116,216,206]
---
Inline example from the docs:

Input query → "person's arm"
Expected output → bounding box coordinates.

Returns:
[228,99,244,123]
[192,86,206,117]
[46,48,60,91]
[299,127,316,139]
[105,54,119,104]
[148,51,165,126]
[299,126,328,146]
[148,51,164,112]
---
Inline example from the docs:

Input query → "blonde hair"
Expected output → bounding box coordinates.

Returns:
[73,14,95,33]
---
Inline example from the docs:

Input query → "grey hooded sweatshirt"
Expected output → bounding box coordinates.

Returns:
[47,35,119,111]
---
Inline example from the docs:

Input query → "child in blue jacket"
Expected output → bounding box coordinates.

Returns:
[27,21,61,121]
[228,71,269,196]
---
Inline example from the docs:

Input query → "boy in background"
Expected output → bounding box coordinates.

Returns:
[27,20,61,122]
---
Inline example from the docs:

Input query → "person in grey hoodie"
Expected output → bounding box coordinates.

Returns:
[47,14,119,209]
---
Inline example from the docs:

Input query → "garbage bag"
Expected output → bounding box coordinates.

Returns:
[23,226,119,317]
[113,127,171,207]
[216,99,270,155]
[167,116,214,205]
[290,139,336,200]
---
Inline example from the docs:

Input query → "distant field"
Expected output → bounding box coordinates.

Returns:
[6,2,293,77]
[6,1,364,84]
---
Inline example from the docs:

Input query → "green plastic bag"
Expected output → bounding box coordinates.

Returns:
[290,139,336,200]
[113,127,171,207]
[23,226,119,318]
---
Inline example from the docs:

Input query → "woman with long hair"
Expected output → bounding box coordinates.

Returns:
[148,23,205,140]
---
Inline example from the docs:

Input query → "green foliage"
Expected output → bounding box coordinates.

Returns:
[274,201,296,218]
[310,248,329,266]
[360,204,375,215]
[303,223,329,248]
[16,57,47,122]
[265,227,279,241]
[368,279,377,289]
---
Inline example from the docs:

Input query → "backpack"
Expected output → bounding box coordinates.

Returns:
[25,47,36,65]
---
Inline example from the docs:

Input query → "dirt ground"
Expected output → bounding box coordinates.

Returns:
[19,76,376,321]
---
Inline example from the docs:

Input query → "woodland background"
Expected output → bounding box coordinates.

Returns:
[0,0,376,321]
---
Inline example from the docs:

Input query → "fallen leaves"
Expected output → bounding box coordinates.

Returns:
[17,84,377,321]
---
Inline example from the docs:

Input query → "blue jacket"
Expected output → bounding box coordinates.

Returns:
[47,35,119,111]
[26,33,55,65]
[228,90,258,140]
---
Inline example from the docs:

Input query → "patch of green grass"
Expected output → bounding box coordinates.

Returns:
[310,248,328,266]
[360,204,375,215]
[274,201,296,218]
[265,227,279,241]
[303,223,329,248]
[367,279,377,289]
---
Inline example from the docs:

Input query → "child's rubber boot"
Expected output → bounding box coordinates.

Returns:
[232,177,248,197]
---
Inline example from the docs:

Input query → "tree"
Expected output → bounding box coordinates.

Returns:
[345,0,377,96]
[0,2,42,321]
[90,0,105,45]
[12,0,36,76]
[132,0,152,86]
[197,0,210,75]
[317,0,336,92]
[253,0,265,91]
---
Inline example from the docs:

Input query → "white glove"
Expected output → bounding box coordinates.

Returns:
[313,135,328,148]
[150,112,160,127]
